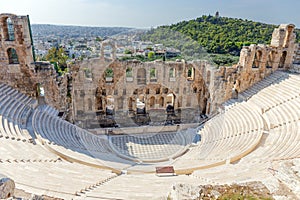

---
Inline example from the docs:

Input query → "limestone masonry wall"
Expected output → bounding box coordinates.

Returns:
[0,14,70,113]
[0,13,297,129]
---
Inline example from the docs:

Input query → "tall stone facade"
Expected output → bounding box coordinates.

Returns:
[0,13,298,129]
[0,13,69,112]
[71,58,212,128]
[0,13,36,96]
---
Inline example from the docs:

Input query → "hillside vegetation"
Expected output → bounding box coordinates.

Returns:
[140,15,300,66]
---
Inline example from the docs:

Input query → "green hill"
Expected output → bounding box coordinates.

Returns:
[140,15,300,66]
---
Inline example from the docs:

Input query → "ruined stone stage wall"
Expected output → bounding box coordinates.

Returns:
[0,13,297,129]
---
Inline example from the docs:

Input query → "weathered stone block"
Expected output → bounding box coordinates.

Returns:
[0,174,15,199]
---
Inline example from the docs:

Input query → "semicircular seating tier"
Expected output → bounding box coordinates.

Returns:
[0,70,300,199]
[190,73,300,195]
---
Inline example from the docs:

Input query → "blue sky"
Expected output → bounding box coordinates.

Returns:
[1,0,299,28]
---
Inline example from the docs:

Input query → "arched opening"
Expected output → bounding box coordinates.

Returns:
[279,51,287,68]
[284,25,294,48]
[163,88,168,94]
[37,83,45,97]
[7,48,19,64]
[266,51,276,68]
[126,67,133,82]
[149,96,155,108]
[145,88,150,94]
[136,96,146,114]
[169,67,175,78]
[87,98,92,111]
[84,68,92,80]
[150,67,157,82]
[166,93,175,115]
[166,94,175,107]
[187,67,194,80]
[133,89,138,95]
[252,50,262,68]
[193,87,197,93]
[105,68,114,82]
[101,40,116,60]
[156,88,160,94]
[158,96,164,107]
[105,96,114,115]
[137,68,146,85]
[3,17,15,41]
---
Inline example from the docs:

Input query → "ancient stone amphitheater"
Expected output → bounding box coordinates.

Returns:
[0,13,300,199]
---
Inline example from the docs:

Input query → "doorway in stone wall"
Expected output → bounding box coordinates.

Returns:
[37,83,46,104]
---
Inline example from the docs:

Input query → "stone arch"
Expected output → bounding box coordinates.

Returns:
[105,95,114,115]
[193,87,197,93]
[126,67,133,82]
[149,96,155,108]
[279,51,287,68]
[166,93,175,112]
[136,96,146,114]
[126,67,133,77]
[284,24,295,48]
[169,67,175,78]
[150,67,157,81]
[266,51,276,68]
[163,87,168,94]
[155,87,160,94]
[100,39,116,60]
[137,68,146,85]
[158,96,164,107]
[253,50,262,68]
[105,68,114,82]
[145,88,150,94]
[187,67,195,80]
[166,93,175,107]
[83,67,92,80]
[2,17,15,41]
[37,83,45,97]
[7,48,19,64]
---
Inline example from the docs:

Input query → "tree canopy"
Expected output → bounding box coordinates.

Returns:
[139,15,300,66]
[44,47,69,75]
